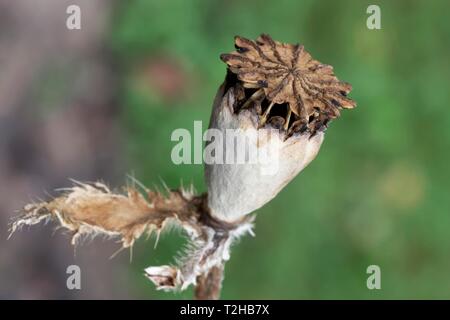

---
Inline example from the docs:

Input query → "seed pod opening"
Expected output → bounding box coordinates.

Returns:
[220,34,356,138]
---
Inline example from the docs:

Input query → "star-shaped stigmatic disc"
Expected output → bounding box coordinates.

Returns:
[220,34,356,136]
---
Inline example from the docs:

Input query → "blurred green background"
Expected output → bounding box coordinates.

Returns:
[108,0,450,299]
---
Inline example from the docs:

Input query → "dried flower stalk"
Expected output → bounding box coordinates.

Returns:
[10,34,355,299]
[10,180,254,297]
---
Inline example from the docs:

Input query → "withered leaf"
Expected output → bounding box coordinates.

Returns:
[9,181,199,248]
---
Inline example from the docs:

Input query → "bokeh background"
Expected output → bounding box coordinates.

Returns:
[1,0,450,299]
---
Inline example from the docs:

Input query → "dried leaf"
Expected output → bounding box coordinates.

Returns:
[9,181,195,247]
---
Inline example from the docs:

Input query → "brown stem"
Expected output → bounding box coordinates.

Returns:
[194,265,224,300]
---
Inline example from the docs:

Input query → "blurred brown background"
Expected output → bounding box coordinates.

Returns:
[0,0,133,299]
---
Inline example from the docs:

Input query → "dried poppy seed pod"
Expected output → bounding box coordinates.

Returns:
[205,34,356,223]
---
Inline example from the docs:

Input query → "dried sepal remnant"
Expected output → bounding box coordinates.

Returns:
[144,266,181,290]
[145,214,254,292]
[9,181,194,248]
[9,181,254,296]
[220,34,356,136]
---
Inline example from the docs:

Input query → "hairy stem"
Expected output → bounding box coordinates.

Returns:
[195,265,224,300]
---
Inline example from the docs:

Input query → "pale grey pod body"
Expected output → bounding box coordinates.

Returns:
[205,85,324,223]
